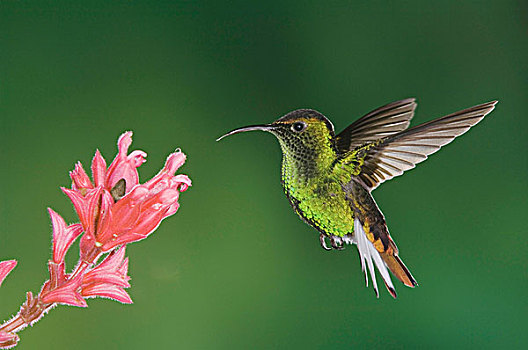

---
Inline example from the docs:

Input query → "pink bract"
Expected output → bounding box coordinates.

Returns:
[48,209,83,264]
[0,331,19,349]
[0,260,17,288]
[81,246,132,304]
[40,271,87,308]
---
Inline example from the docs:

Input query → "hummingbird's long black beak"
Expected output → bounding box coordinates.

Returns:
[216,124,273,141]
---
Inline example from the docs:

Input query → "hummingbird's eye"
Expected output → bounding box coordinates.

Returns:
[291,121,307,132]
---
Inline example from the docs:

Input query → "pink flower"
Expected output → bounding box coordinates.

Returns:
[0,331,19,349]
[105,132,147,190]
[0,260,17,287]
[98,152,190,251]
[63,131,191,258]
[0,131,191,347]
[69,131,147,193]
[81,246,132,304]
[70,162,92,193]
[61,187,105,260]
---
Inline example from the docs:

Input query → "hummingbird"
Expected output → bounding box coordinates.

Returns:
[216,99,497,298]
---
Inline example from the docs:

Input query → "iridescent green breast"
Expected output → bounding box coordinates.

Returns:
[281,164,355,238]
[274,117,356,237]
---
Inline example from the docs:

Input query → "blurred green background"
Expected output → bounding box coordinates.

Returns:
[1,1,527,349]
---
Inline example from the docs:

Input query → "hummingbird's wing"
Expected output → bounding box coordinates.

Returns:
[339,101,497,190]
[335,98,417,152]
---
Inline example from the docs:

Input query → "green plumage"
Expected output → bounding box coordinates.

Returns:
[217,99,497,297]
[276,115,355,238]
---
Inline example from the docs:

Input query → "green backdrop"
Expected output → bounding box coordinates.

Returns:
[1,1,527,349]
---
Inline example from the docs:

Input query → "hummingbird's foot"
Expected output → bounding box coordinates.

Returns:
[319,233,332,251]
[330,236,345,250]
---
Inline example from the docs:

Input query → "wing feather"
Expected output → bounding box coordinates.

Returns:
[336,98,417,152]
[342,101,497,190]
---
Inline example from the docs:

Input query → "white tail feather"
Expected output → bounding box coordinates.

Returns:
[354,218,395,297]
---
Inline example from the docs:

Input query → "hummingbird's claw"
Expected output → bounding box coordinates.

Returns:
[330,237,345,250]
[319,234,332,251]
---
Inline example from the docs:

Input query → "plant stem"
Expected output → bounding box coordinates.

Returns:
[0,253,96,336]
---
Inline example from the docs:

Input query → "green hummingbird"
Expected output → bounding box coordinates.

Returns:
[217,99,497,298]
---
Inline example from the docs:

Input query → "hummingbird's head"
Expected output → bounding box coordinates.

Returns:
[216,109,336,159]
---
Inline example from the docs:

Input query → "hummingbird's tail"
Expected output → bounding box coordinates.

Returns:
[354,217,395,298]
[354,217,417,298]
[380,251,417,289]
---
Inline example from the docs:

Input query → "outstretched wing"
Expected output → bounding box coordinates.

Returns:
[338,101,497,190]
[335,98,417,153]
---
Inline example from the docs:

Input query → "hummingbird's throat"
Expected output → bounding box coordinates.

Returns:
[278,140,324,182]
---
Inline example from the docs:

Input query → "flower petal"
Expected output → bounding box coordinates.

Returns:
[83,272,130,288]
[62,188,88,227]
[48,208,83,264]
[172,174,192,192]
[0,260,17,287]
[165,201,180,217]
[82,246,130,288]
[117,131,133,158]
[61,187,102,234]
[107,152,147,191]
[118,257,129,277]
[85,187,103,231]
[70,162,93,191]
[94,190,114,243]
[144,151,187,189]
[106,132,147,191]
[128,150,148,168]
[105,132,132,181]
[81,283,133,304]
[165,151,186,174]
[101,208,168,251]
[91,149,107,188]
[131,207,169,236]
[96,245,127,271]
